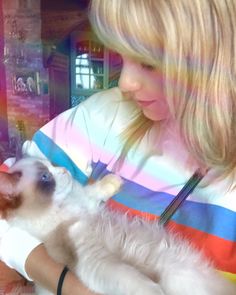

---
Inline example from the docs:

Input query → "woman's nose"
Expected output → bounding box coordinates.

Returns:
[118,60,141,92]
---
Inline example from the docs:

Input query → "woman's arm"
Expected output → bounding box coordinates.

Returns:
[0,221,98,294]
[25,244,99,295]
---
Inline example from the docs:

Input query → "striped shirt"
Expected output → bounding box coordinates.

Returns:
[24,87,236,283]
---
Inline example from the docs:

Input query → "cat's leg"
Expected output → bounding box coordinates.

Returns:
[70,221,165,295]
[95,174,123,201]
[76,257,165,295]
[82,174,123,211]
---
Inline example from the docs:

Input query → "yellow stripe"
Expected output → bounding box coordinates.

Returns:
[218,270,236,284]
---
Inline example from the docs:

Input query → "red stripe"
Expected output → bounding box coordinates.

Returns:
[107,199,236,274]
[169,222,236,274]
[107,198,160,220]
[0,163,9,172]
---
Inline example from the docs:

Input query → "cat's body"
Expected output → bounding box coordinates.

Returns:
[0,157,234,295]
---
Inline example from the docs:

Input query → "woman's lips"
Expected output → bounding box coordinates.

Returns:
[136,100,156,107]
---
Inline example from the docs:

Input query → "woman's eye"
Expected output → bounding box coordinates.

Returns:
[140,63,155,71]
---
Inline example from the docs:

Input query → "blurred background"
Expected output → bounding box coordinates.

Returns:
[0,0,122,161]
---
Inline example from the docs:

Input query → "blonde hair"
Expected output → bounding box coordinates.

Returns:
[89,0,236,179]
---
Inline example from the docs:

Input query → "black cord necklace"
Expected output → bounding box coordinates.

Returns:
[158,168,205,226]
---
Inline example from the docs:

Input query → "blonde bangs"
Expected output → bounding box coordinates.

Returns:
[89,0,164,66]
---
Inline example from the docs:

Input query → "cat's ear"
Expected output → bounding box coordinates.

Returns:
[0,171,21,198]
[0,172,15,197]
[0,171,22,218]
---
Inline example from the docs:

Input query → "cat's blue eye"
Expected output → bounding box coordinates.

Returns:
[40,172,52,182]
[37,170,55,195]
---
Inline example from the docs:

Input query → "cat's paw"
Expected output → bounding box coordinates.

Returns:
[99,174,123,201]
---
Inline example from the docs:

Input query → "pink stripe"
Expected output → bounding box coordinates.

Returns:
[42,116,182,194]
[42,116,93,160]
[111,159,182,194]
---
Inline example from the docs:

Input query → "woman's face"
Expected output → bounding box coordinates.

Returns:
[118,56,170,121]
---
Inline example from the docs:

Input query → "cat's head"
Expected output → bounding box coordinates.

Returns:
[0,157,73,219]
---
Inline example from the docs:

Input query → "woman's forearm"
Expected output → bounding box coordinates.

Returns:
[25,244,98,295]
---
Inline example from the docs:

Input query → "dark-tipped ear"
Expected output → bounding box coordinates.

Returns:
[0,171,22,218]
[0,171,18,197]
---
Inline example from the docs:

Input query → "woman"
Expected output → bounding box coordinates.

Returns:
[1,0,236,293]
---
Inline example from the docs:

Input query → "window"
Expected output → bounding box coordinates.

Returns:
[75,40,105,90]
[71,31,109,105]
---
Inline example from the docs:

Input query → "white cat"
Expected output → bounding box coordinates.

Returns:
[0,157,234,295]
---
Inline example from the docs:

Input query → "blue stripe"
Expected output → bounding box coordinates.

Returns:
[33,131,88,185]
[91,161,236,242]
[115,182,236,242]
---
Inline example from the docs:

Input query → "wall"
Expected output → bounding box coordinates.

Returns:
[0,0,9,150]
[2,0,49,154]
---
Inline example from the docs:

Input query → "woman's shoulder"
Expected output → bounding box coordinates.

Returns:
[83,87,122,105]
[69,87,138,132]
[82,87,137,118]
[37,87,137,147]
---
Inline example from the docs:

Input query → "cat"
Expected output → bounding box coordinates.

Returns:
[0,157,234,295]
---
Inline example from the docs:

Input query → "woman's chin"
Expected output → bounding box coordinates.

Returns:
[142,109,170,121]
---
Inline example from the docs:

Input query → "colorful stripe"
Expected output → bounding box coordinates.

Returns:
[114,189,236,242]
[91,159,236,275]
[33,131,88,185]
[107,199,236,274]
[169,222,236,274]
[91,161,236,242]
